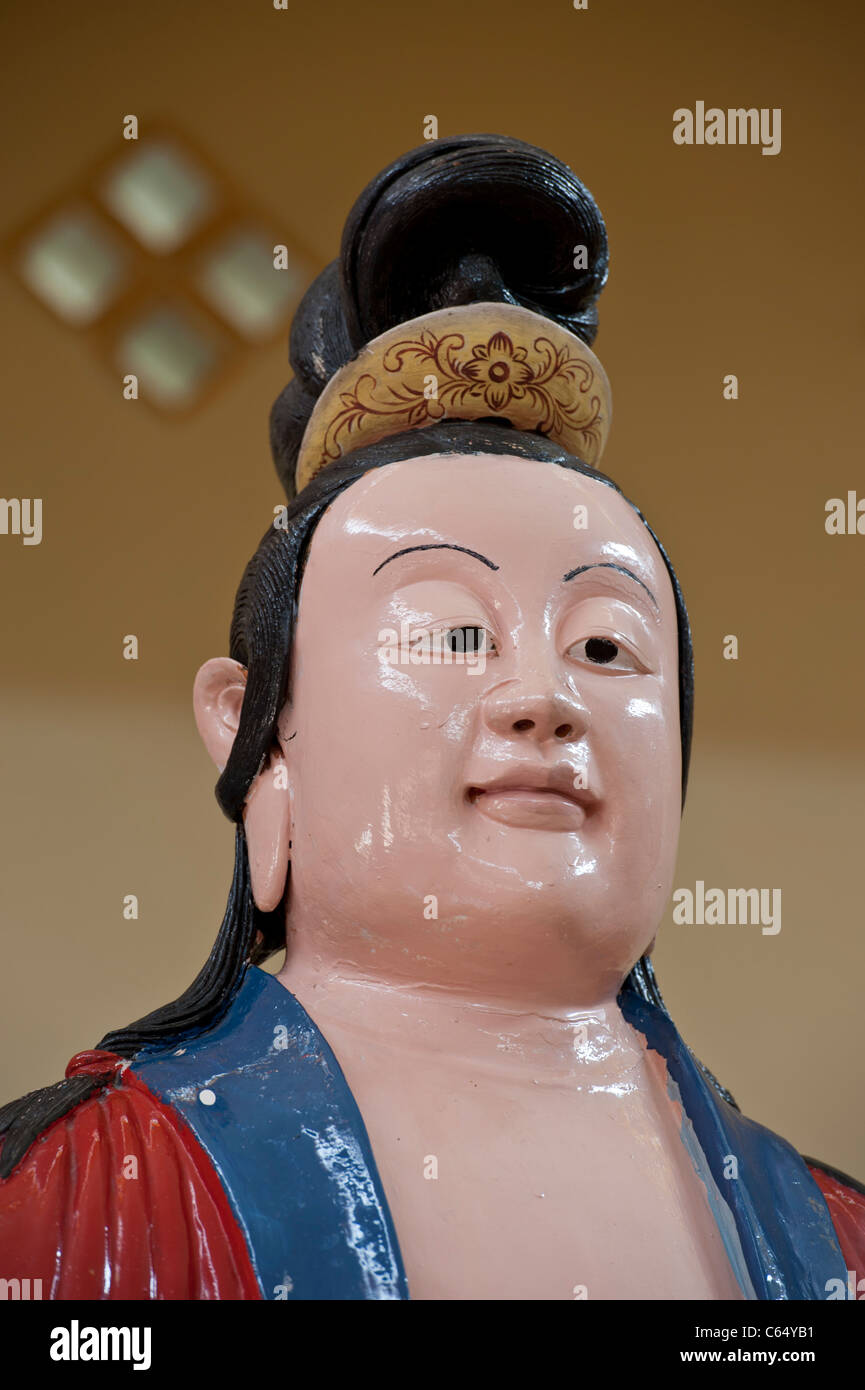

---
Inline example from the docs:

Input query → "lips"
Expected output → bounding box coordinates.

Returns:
[466,768,596,832]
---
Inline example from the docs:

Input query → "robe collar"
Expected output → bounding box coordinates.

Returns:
[131,966,846,1300]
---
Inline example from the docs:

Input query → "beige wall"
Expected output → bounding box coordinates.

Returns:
[1,0,863,1175]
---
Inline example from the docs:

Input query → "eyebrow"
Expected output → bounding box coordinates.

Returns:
[370,547,657,610]
[562,562,658,610]
[372,543,500,576]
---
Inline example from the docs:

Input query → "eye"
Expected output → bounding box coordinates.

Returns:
[445,625,499,656]
[429,625,499,656]
[566,635,643,672]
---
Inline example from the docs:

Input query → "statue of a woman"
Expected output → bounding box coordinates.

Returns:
[1,134,862,1301]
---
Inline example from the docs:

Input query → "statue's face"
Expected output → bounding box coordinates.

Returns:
[280,454,682,1006]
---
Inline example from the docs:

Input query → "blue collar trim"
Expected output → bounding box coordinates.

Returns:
[132,966,408,1300]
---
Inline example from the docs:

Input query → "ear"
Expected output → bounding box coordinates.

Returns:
[193,657,292,913]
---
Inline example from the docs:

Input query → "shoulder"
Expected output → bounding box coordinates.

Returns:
[0,1056,260,1300]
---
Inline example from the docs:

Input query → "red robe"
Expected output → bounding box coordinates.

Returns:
[0,1054,259,1299]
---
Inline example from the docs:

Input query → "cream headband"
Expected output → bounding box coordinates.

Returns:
[294,301,612,494]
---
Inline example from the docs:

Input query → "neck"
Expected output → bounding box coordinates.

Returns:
[274,951,648,1089]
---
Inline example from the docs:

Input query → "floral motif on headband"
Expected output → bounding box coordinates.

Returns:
[294,304,612,493]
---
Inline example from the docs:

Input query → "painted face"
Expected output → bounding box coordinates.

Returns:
[280,454,682,1007]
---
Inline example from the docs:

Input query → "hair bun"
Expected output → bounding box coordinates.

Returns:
[340,132,609,349]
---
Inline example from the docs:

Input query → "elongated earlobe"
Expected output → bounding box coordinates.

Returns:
[243,747,292,912]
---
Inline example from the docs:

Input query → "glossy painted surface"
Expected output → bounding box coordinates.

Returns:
[122,969,856,1301]
[0,968,853,1299]
[257,453,682,1004]
[194,454,721,1297]
[189,453,850,1298]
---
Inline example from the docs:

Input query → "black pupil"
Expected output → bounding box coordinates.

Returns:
[447,626,484,652]
[586,637,618,664]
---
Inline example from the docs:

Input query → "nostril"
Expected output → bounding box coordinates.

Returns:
[554,723,573,739]
[513,719,534,732]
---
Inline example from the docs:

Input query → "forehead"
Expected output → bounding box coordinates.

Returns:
[306,453,674,610]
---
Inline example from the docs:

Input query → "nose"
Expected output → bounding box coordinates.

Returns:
[482,681,589,744]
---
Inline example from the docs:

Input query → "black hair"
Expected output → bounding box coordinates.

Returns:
[0,134,734,1182]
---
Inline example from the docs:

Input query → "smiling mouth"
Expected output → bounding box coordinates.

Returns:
[466,785,589,831]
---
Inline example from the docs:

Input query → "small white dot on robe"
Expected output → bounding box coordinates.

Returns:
[199,1088,216,1105]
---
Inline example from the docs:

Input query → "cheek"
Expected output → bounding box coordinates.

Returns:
[289,632,476,838]
[594,686,681,860]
